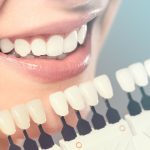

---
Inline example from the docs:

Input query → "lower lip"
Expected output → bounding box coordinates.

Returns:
[0,33,91,83]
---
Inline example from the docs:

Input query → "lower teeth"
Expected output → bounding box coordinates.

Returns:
[0,50,68,60]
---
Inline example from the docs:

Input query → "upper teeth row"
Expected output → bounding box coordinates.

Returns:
[1,58,150,136]
[0,24,87,57]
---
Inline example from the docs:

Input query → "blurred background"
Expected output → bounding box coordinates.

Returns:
[96,0,150,117]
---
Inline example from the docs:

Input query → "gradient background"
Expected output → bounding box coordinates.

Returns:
[96,0,150,117]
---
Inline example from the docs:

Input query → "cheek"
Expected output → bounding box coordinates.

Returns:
[0,0,5,7]
[91,18,102,58]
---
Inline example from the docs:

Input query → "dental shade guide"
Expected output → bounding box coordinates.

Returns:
[38,124,54,149]
[116,68,142,116]
[140,87,150,110]
[94,75,121,124]
[79,81,106,130]
[127,93,142,116]
[8,136,21,150]
[104,100,121,124]
[2,59,150,150]
[91,106,106,130]
[128,62,150,111]
[60,116,77,141]
[22,130,38,150]
[76,110,92,135]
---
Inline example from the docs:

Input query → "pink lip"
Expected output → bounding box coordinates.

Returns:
[1,10,98,39]
[0,32,91,83]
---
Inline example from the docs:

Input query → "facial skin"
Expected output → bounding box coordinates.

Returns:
[0,0,120,148]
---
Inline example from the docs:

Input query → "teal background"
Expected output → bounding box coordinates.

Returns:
[96,0,150,117]
[97,0,150,75]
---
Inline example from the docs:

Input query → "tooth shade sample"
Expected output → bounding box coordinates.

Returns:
[47,35,64,57]
[11,104,30,130]
[14,39,31,57]
[31,38,46,56]
[78,24,87,45]
[49,92,69,116]
[116,68,136,92]
[0,110,16,135]
[64,31,78,53]
[79,81,99,106]
[144,59,150,77]
[64,85,86,110]
[26,99,46,125]
[94,75,113,99]
[0,38,14,53]
[128,63,148,87]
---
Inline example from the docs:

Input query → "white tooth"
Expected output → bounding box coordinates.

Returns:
[0,38,14,53]
[128,63,148,87]
[144,59,150,77]
[0,110,16,135]
[49,92,69,116]
[11,104,30,130]
[79,81,99,106]
[26,99,46,125]
[78,24,87,45]
[64,31,78,53]
[14,39,31,57]
[64,85,86,110]
[47,35,64,57]
[93,75,113,99]
[116,68,135,92]
[31,38,46,56]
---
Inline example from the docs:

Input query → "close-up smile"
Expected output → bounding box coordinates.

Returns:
[0,0,123,149]
[0,16,98,83]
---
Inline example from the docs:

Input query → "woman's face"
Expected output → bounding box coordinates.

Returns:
[0,0,118,148]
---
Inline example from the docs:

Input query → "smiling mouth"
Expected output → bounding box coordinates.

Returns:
[0,23,88,59]
[0,18,95,83]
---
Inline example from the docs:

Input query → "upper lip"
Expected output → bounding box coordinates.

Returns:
[1,10,100,39]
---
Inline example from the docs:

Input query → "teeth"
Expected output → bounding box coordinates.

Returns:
[11,104,30,130]
[64,85,86,110]
[64,31,78,53]
[0,24,87,58]
[14,39,31,57]
[47,35,64,57]
[49,92,69,116]
[116,68,136,92]
[93,75,113,99]
[0,38,14,53]
[0,110,16,135]
[26,99,46,125]
[79,81,99,106]
[144,59,150,77]
[31,38,47,56]
[128,63,148,87]
[78,24,87,45]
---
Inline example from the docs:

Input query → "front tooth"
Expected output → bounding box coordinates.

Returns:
[79,81,99,106]
[93,75,113,99]
[78,24,87,45]
[116,68,135,92]
[49,92,69,116]
[0,110,16,135]
[64,85,86,110]
[0,38,14,53]
[11,104,30,130]
[31,38,46,56]
[26,99,46,125]
[64,31,78,53]
[144,59,150,77]
[14,39,31,57]
[128,63,148,87]
[47,35,64,57]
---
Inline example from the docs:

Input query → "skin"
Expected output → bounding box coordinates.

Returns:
[0,0,120,148]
